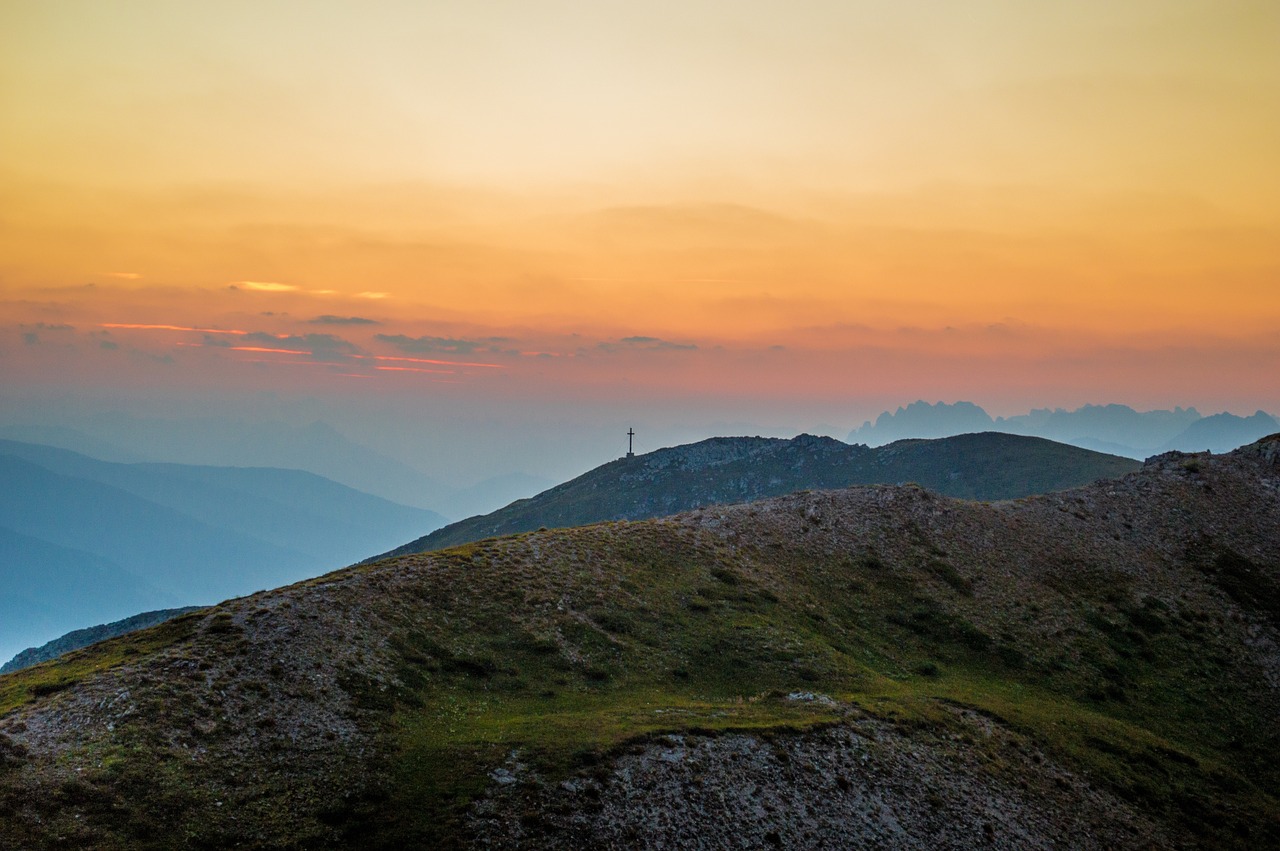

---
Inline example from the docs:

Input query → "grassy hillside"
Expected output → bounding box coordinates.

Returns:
[0,439,1275,848]
[382,431,1139,557]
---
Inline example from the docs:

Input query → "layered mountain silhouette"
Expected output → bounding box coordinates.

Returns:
[0,440,446,665]
[377,432,1139,558]
[849,400,1276,458]
[1155,410,1280,454]
[0,418,550,518]
[1,437,1276,848]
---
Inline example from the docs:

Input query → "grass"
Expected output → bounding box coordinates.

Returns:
[0,610,204,715]
[331,517,1280,847]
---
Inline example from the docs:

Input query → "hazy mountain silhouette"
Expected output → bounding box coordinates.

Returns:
[0,424,145,463]
[0,441,446,663]
[2,418,544,518]
[1158,410,1279,454]
[0,524,177,666]
[849,401,994,444]
[847,401,1269,458]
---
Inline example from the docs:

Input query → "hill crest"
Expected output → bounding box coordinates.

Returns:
[381,431,1138,558]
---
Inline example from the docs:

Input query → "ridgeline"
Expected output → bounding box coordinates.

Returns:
[377,432,1139,559]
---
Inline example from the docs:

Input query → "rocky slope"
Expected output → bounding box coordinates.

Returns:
[0,437,1276,849]
[380,431,1139,558]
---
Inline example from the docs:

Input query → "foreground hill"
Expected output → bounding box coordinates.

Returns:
[0,440,446,664]
[0,437,1276,848]
[380,431,1138,558]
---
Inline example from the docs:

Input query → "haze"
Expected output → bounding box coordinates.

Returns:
[3,0,1279,487]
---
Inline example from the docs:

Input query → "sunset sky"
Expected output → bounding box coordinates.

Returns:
[2,1,1278,482]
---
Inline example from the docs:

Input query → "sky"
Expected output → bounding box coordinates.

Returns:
[2,0,1279,484]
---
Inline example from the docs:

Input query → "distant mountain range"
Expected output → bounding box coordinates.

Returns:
[0,419,552,519]
[2,437,1276,847]
[849,401,1278,457]
[0,440,446,665]
[377,432,1139,558]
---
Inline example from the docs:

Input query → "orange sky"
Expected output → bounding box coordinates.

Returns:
[3,0,1279,422]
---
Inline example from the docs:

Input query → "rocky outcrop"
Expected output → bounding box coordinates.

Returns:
[470,708,1168,850]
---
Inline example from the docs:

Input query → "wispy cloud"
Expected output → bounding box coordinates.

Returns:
[231,345,311,355]
[355,353,506,369]
[104,272,142,280]
[18,322,76,346]
[241,331,363,361]
[99,323,248,335]
[375,333,510,355]
[309,315,381,326]
[232,281,300,292]
[374,365,455,374]
[599,335,699,352]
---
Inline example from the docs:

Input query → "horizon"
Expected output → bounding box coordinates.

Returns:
[1,396,1274,497]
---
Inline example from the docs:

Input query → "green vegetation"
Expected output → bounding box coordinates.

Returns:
[0,611,202,715]
[342,510,1277,847]
[1,607,206,675]
[1,443,1277,848]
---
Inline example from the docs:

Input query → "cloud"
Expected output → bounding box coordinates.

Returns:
[242,331,362,361]
[309,315,381,326]
[601,336,699,352]
[375,333,510,355]
[18,322,75,344]
[231,281,300,292]
[99,323,248,335]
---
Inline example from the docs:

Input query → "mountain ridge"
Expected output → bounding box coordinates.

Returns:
[376,431,1139,558]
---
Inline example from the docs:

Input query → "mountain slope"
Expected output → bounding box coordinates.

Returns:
[1,608,205,675]
[380,432,1139,557]
[1,438,1276,848]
